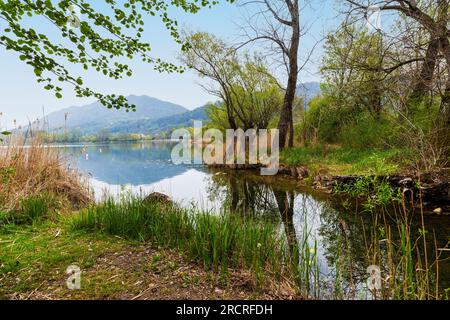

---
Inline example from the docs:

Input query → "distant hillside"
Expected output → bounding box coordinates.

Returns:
[107,106,208,135]
[297,82,321,103]
[37,83,321,136]
[44,95,187,134]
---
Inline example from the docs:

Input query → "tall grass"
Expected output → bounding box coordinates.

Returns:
[0,136,91,213]
[70,196,292,290]
[362,216,441,300]
[337,180,445,300]
[290,217,320,298]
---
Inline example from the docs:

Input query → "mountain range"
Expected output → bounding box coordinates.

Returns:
[43,95,189,134]
[41,82,321,136]
[297,82,322,104]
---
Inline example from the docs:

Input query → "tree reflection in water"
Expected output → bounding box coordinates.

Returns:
[205,169,450,299]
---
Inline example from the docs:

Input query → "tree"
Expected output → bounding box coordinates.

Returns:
[180,32,239,129]
[181,32,283,131]
[321,25,389,118]
[0,0,224,110]
[96,128,110,142]
[344,0,450,146]
[238,0,304,149]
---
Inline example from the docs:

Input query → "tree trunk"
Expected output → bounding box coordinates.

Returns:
[279,74,297,149]
[225,100,238,130]
[278,4,300,150]
[273,190,297,256]
[411,38,440,99]
[289,111,294,147]
[433,37,450,161]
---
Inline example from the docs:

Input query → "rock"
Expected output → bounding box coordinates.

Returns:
[399,178,414,186]
[143,192,173,206]
[295,166,309,179]
[278,165,291,176]
[290,167,298,178]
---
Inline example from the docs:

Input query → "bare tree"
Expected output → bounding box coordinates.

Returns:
[237,0,306,149]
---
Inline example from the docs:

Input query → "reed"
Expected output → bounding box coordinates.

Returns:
[70,196,292,290]
[343,192,443,299]
[0,136,91,218]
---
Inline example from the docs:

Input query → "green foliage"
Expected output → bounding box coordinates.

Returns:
[205,101,230,131]
[0,0,227,109]
[0,166,16,184]
[19,195,49,223]
[181,32,283,130]
[349,153,399,176]
[0,130,11,142]
[301,95,341,143]
[312,20,449,170]
[321,25,388,118]
[334,177,402,211]
[338,113,395,149]
[302,94,398,149]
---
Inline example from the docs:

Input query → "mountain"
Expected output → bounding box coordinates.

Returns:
[296,82,321,103]
[44,95,188,134]
[107,106,208,135]
[38,83,321,137]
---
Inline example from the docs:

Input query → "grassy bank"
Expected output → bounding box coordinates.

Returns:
[0,137,91,213]
[280,145,407,177]
[70,197,295,291]
[2,194,446,300]
[1,220,293,300]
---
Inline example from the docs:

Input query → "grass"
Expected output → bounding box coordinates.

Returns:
[362,213,441,300]
[0,217,293,300]
[281,145,407,176]
[332,180,446,300]
[1,192,446,300]
[334,176,403,212]
[70,196,292,291]
[0,220,129,299]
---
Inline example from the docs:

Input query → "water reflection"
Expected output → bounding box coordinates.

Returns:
[209,171,450,298]
[62,141,449,298]
[67,141,187,185]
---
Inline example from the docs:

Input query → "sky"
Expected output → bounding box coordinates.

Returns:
[0,0,340,128]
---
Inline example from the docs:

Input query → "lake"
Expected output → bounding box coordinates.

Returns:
[61,141,450,299]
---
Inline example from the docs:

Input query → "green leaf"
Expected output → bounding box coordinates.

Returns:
[34,68,43,76]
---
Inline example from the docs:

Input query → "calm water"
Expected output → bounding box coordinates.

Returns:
[62,141,450,298]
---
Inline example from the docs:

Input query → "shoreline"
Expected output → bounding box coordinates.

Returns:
[208,163,450,214]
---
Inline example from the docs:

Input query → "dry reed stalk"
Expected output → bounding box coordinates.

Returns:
[0,135,92,211]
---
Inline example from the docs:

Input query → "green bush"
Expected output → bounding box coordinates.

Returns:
[338,113,394,149]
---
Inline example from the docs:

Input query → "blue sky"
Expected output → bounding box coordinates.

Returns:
[0,0,339,128]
